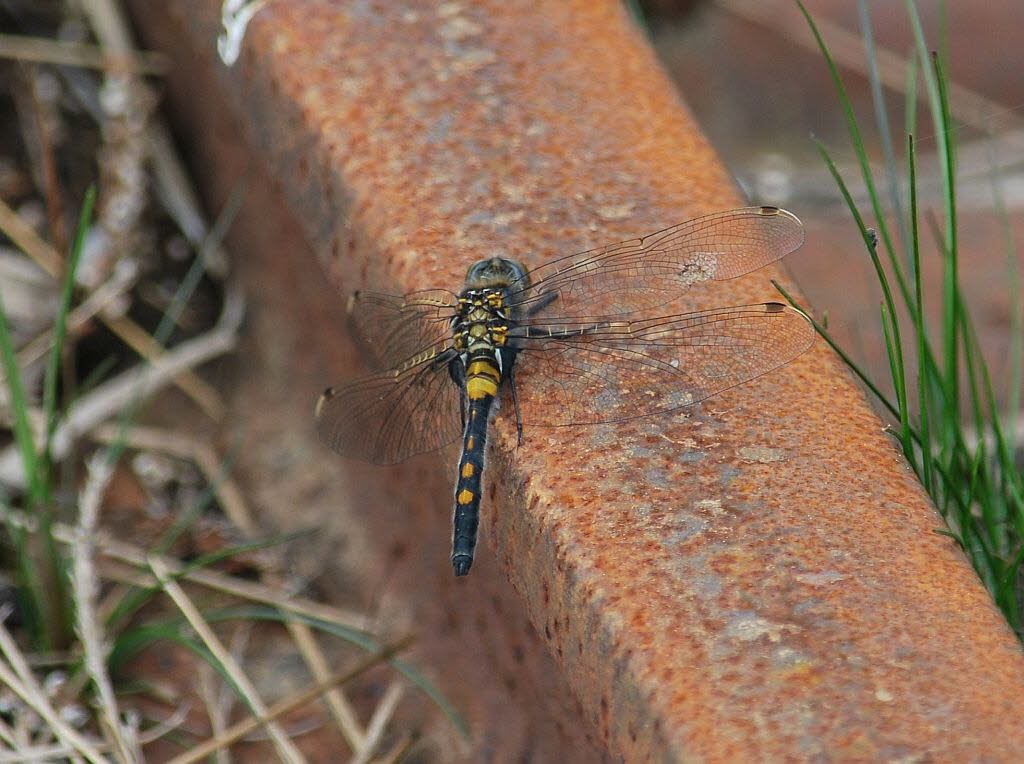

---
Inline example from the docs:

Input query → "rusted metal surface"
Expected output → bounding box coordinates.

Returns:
[128,0,1024,760]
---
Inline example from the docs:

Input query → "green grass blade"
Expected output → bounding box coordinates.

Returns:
[42,186,95,464]
[937,0,950,81]
[796,0,910,309]
[907,136,933,496]
[112,605,470,739]
[0,296,41,506]
[149,442,244,557]
[102,176,246,469]
[206,606,470,738]
[957,301,988,451]
[984,126,1023,457]
[904,46,918,139]
[880,301,911,458]
[108,625,249,709]
[813,138,909,419]
[958,299,1022,539]
[0,287,66,648]
[773,281,909,432]
[104,529,310,632]
[906,2,959,427]
[934,51,960,432]
[0,498,46,646]
[856,0,908,258]
[801,0,1024,632]
[905,2,944,157]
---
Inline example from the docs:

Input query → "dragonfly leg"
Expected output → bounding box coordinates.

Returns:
[509,362,524,447]
[524,290,559,317]
[446,352,467,430]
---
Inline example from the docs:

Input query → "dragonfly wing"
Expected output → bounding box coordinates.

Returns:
[509,207,804,320]
[510,303,813,426]
[348,289,458,370]
[315,343,462,464]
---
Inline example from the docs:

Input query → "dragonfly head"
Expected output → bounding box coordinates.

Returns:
[464,257,529,290]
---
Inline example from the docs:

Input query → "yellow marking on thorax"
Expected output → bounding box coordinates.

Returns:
[491,325,508,346]
[457,489,475,505]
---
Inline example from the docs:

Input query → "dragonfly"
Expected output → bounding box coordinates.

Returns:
[316,206,814,576]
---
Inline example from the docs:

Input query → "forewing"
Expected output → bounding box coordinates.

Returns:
[315,344,462,464]
[348,289,457,370]
[511,303,813,426]
[510,207,804,320]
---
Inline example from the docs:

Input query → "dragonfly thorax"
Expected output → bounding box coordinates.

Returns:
[453,288,513,358]
[452,289,515,401]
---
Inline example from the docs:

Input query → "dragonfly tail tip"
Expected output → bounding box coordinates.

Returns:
[452,556,472,576]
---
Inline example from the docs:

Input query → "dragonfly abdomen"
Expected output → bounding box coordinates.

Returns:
[452,364,498,575]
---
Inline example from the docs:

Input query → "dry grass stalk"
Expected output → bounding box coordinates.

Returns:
[0,195,228,416]
[718,0,1018,132]
[147,556,307,764]
[21,64,68,255]
[148,123,230,279]
[0,33,167,74]
[351,680,404,764]
[71,453,135,763]
[0,196,64,277]
[0,705,189,762]
[0,504,371,631]
[166,637,414,764]
[285,618,367,753]
[102,312,225,419]
[0,286,245,488]
[197,661,233,764]
[89,422,257,534]
[16,259,137,368]
[87,539,370,631]
[0,614,107,764]
[370,733,419,764]
[0,715,17,748]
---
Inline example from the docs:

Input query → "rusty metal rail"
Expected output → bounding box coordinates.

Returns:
[128,0,1024,760]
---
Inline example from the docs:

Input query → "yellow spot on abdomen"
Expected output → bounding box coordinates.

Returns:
[457,489,475,505]
[461,462,475,478]
[466,436,475,451]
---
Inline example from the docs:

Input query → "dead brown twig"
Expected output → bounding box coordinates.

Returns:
[0,33,167,73]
